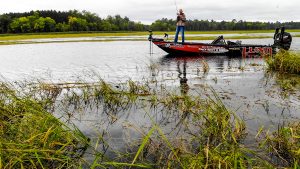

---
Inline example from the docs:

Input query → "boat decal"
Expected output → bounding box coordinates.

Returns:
[165,43,171,47]
[242,47,273,57]
[199,46,229,54]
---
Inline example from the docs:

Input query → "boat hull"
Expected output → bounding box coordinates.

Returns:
[151,38,273,57]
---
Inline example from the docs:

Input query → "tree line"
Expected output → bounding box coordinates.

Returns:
[0,10,300,33]
[151,18,300,31]
[0,10,146,33]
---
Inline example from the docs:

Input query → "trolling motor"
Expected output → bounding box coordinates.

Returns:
[148,30,154,54]
[148,30,164,42]
[148,30,153,41]
[273,27,292,50]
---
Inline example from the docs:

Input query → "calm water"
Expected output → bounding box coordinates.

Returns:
[1,38,300,159]
[0,38,299,82]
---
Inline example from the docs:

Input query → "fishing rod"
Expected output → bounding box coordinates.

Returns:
[174,0,178,13]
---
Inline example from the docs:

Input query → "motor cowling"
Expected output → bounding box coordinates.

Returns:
[273,27,292,50]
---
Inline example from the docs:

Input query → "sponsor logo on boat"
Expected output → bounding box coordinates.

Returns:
[199,46,229,53]
[242,47,272,57]
[166,43,184,48]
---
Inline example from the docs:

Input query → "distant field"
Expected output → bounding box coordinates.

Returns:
[0,30,299,43]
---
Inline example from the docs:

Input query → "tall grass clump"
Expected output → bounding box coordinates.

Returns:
[267,50,300,74]
[259,122,300,167]
[172,93,254,168]
[275,74,300,92]
[0,83,89,168]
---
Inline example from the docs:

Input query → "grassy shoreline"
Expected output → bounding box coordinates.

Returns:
[0,30,299,43]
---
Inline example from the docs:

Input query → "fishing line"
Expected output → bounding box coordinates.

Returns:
[174,0,178,12]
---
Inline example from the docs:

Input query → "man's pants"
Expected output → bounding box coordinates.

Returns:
[174,26,185,43]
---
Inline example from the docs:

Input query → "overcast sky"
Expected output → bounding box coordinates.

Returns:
[0,0,299,24]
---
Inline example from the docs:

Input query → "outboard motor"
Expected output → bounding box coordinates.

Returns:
[211,35,226,45]
[273,27,292,50]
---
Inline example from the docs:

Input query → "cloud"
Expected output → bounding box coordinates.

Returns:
[0,0,299,23]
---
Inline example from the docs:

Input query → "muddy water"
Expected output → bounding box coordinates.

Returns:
[0,38,300,160]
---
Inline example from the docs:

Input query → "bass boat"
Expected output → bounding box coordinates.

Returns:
[148,27,292,57]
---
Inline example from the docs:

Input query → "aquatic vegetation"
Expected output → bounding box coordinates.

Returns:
[259,122,300,167]
[238,65,245,71]
[277,78,299,92]
[267,50,300,74]
[201,60,210,73]
[1,78,299,168]
[249,63,261,66]
[0,83,90,168]
[165,93,250,168]
[101,89,273,168]
[263,72,300,99]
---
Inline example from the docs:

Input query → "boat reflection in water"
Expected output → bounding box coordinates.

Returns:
[177,59,189,95]
[158,53,266,92]
[156,53,299,134]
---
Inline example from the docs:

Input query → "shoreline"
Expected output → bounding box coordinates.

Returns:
[0,30,299,44]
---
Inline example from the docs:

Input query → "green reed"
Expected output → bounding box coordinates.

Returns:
[267,50,300,74]
[0,82,90,168]
[258,122,300,168]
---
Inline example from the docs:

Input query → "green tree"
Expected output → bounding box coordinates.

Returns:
[33,17,45,32]
[82,10,100,23]
[101,20,112,31]
[68,16,88,31]
[0,15,11,33]
[55,22,70,32]
[151,19,175,31]
[28,12,40,29]
[10,17,31,33]
[44,17,56,32]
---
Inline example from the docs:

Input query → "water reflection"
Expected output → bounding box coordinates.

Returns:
[177,60,189,95]
[155,54,300,135]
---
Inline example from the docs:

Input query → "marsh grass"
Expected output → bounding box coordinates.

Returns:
[263,70,300,99]
[1,78,299,168]
[276,75,300,92]
[258,122,300,167]
[170,91,253,168]
[69,80,269,168]
[0,82,90,168]
[267,50,300,74]
[98,88,271,168]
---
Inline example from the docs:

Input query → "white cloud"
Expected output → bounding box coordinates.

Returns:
[0,0,299,23]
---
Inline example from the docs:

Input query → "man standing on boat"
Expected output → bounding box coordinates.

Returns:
[174,9,186,43]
